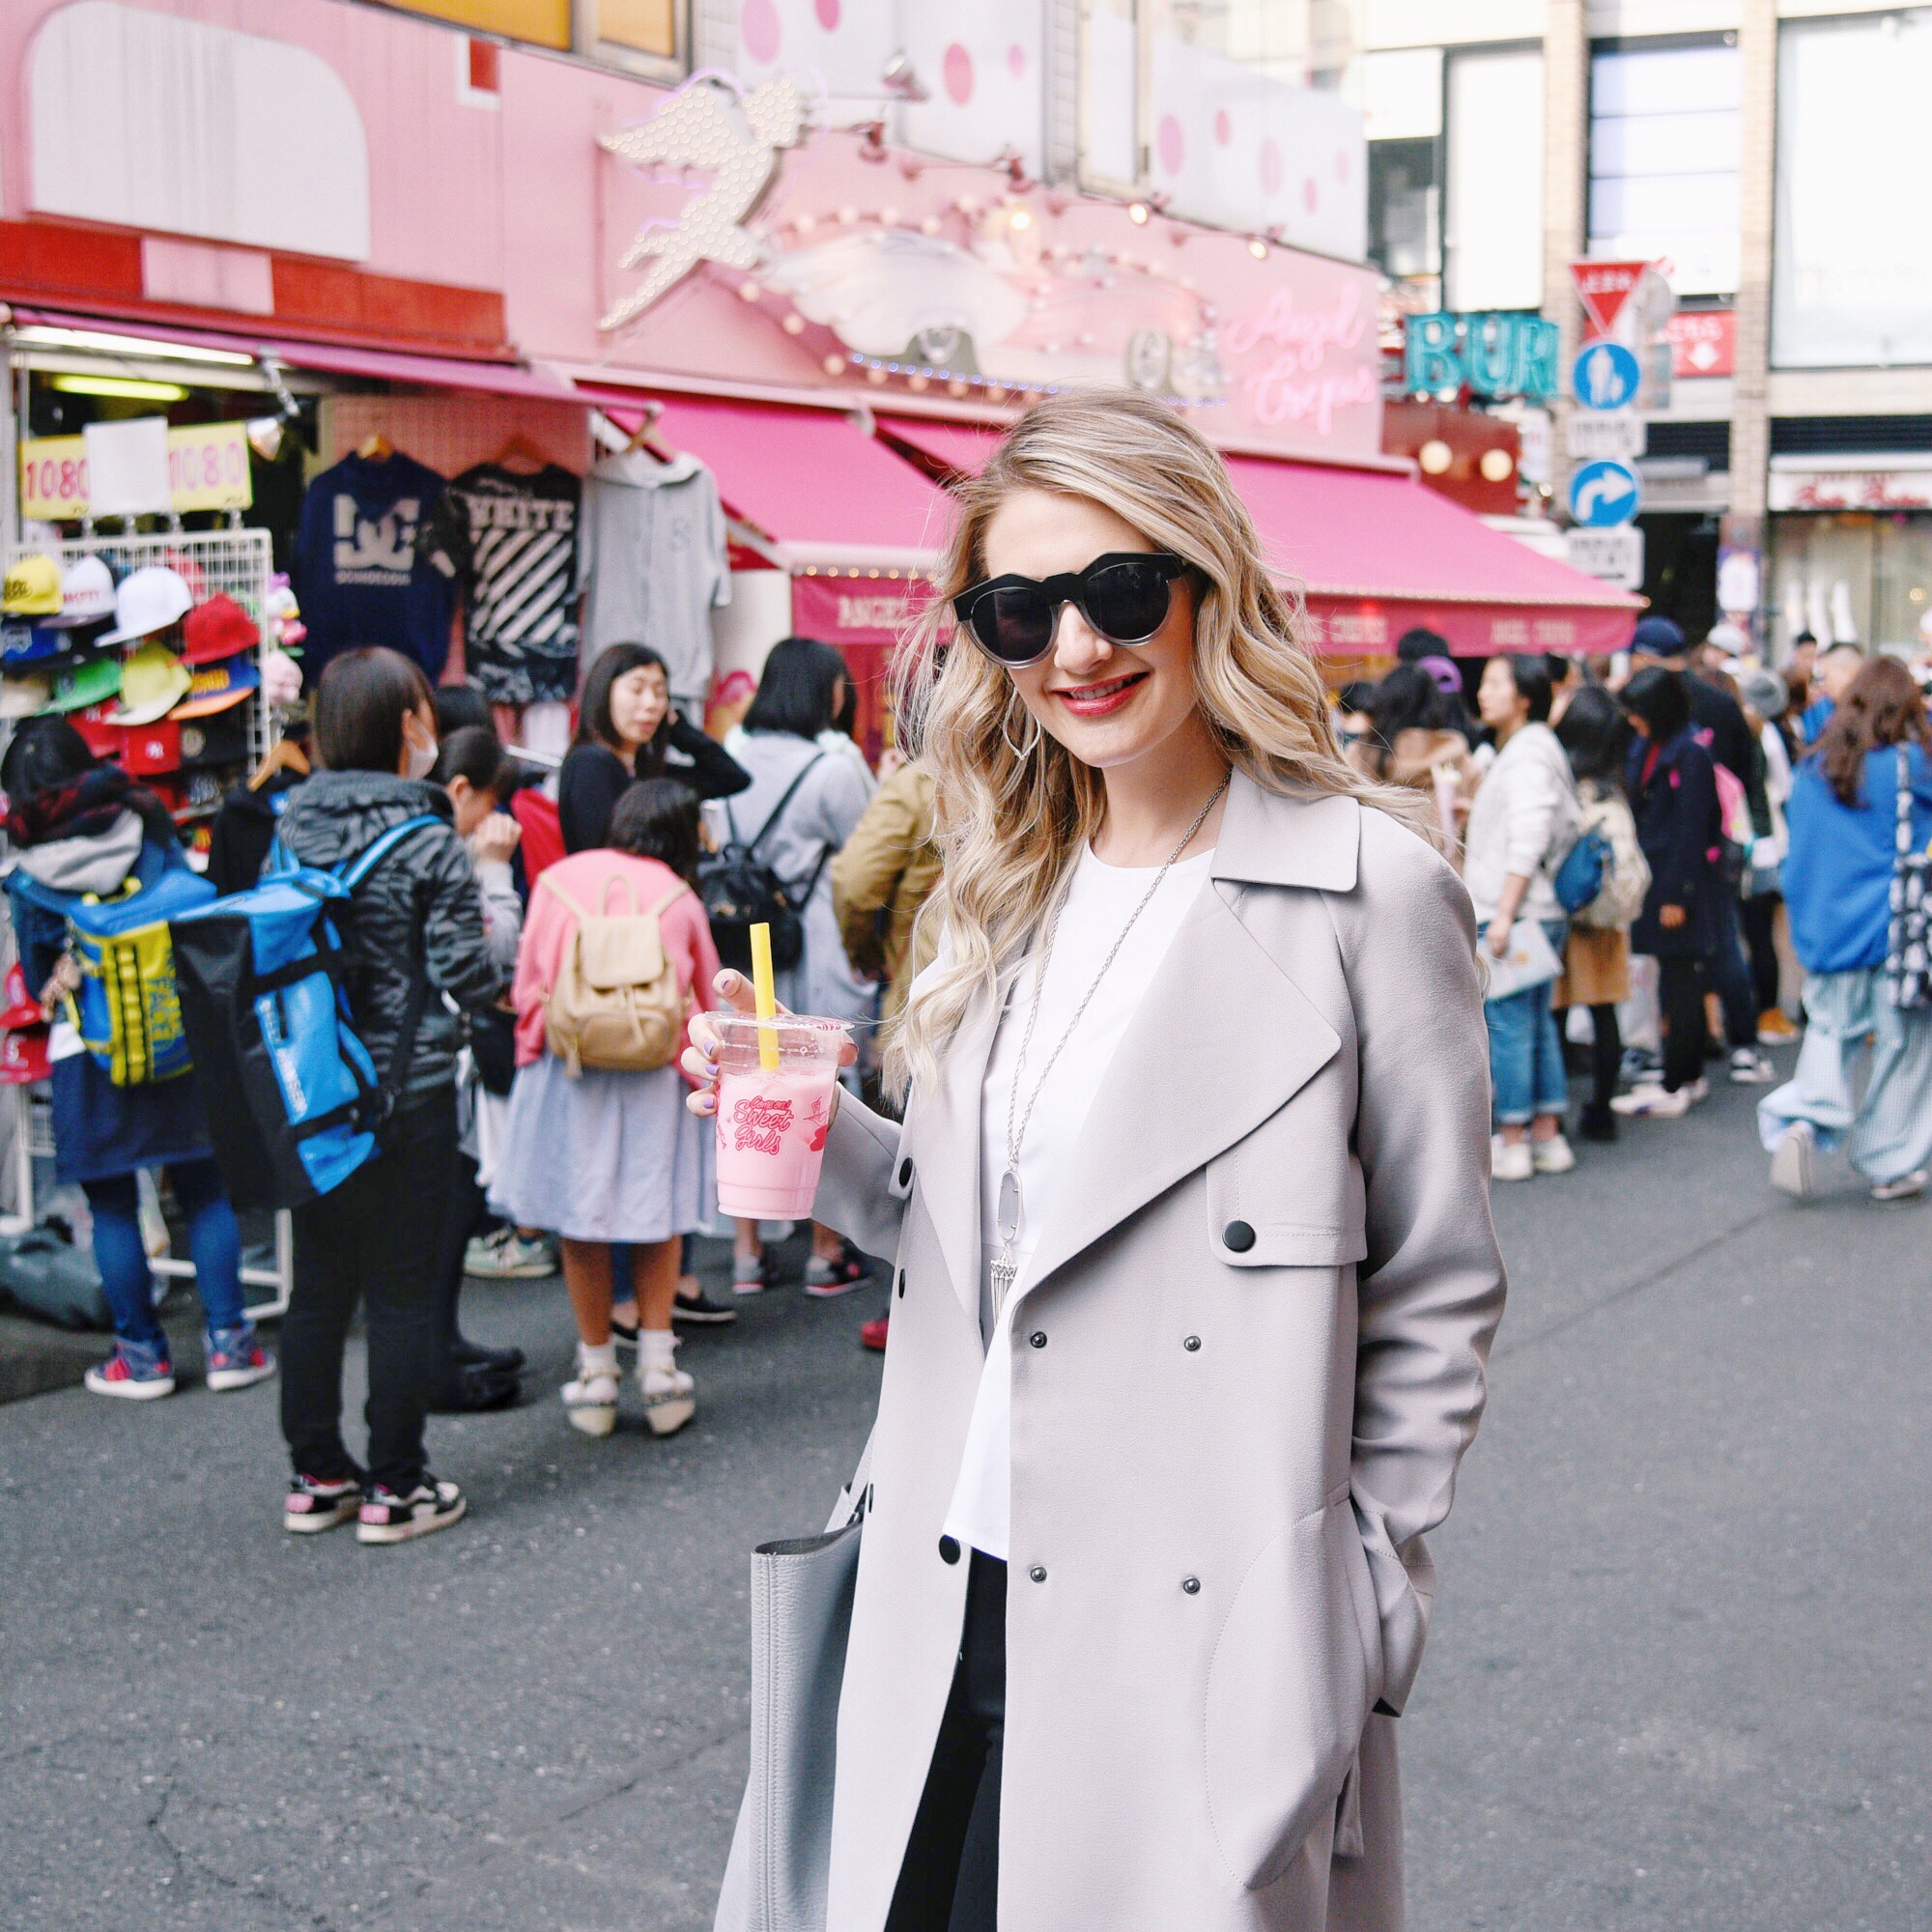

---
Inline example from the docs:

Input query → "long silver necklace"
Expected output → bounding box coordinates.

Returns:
[990,774,1229,1315]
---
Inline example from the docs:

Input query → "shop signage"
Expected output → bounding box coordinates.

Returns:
[18,423,254,521]
[1567,412,1643,460]
[1766,464,1932,513]
[1666,310,1735,380]
[1402,312,1560,402]
[1568,459,1641,527]
[1565,526,1644,590]
[1572,341,1641,412]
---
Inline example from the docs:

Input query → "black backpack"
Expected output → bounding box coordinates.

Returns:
[699,754,828,977]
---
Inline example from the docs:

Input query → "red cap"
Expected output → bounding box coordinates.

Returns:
[182,593,259,666]
[0,961,43,1032]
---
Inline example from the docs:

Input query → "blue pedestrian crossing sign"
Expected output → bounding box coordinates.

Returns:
[1568,458,1641,527]
[1572,340,1641,411]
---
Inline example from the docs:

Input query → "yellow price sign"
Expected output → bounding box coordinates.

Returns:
[19,422,254,520]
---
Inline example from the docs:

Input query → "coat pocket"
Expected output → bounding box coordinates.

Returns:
[1203,1495,1375,1891]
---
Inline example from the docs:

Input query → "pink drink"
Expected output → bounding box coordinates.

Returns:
[711,1013,848,1219]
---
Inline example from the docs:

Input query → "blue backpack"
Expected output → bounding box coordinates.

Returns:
[1552,825,1611,916]
[169,815,441,1208]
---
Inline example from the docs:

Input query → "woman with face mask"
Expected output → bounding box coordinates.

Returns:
[273,647,505,1546]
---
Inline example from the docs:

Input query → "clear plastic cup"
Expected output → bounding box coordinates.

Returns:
[710,1012,850,1220]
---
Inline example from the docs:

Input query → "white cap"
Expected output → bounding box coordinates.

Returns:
[99,564,193,647]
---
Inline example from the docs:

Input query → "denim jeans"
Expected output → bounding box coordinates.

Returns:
[82,1158,246,1358]
[1484,922,1570,1125]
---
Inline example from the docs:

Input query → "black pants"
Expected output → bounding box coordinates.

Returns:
[1742,892,1781,1017]
[1659,954,1709,1094]
[1584,1002,1623,1122]
[887,1553,1007,1932]
[1704,892,1757,1052]
[432,1151,487,1359]
[281,1087,456,1494]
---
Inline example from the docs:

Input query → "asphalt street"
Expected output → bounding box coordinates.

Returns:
[2,1057,1928,1931]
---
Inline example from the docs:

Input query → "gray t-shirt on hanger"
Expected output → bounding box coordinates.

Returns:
[578,448,731,705]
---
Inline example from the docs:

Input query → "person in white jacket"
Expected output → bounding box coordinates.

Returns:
[1464,654,1579,1180]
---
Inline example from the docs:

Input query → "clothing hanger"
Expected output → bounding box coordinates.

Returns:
[357,431,394,461]
[492,431,549,473]
[247,736,310,791]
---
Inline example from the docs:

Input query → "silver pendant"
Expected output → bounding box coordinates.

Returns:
[997,1167,1021,1245]
[990,1253,1017,1314]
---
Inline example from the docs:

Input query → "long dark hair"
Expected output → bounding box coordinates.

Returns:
[576,643,672,775]
[743,637,846,740]
[1620,666,1691,743]
[609,778,702,883]
[430,724,513,796]
[314,647,434,774]
[1818,656,1932,807]
[1364,663,1457,776]
[1554,683,1630,789]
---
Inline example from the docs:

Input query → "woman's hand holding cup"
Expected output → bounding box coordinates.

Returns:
[682,970,856,1118]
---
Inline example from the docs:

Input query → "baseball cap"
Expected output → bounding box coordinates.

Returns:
[182,592,259,666]
[41,656,123,714]
[111,639,193,725]
[99,565,193,647]
[46,554,115,630]
[1631,615,1688,660]
[0,673,51,719]
[2,554,62,617]
[0,963,43,1032]
[0,622,61,666]
[171,655,260,719]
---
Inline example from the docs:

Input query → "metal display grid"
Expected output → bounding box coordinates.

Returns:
[1,526,292,1319]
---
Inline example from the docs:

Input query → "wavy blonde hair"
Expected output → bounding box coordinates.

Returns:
[886,390,1430,1097]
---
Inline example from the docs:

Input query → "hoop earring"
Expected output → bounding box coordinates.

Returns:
[1002,701,1041,761]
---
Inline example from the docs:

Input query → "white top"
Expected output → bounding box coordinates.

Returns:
[942,843,1216,1559]
[1460,721,1577,928]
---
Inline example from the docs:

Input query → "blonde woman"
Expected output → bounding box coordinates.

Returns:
[690,394,1504,1931]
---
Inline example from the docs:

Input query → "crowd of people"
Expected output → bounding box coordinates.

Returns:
[1338,616,1932,1199]
[11,553,1928,1546]
[4,631,938,1545]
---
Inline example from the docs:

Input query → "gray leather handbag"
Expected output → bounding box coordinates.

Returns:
[713,1453,873,1932]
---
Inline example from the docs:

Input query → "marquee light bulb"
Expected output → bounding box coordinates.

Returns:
[1128,202,1150,224]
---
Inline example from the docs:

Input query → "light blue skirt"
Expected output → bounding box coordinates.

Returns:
[488,1053,715,1244]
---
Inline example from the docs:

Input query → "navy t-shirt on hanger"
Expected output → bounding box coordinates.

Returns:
[293,451,457,681]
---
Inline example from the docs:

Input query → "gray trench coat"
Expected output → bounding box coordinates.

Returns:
[803,774,1505,1931]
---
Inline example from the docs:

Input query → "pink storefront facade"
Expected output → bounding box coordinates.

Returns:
[0,0,1637,668]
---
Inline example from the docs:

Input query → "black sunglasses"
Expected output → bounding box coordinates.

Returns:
[953,552,1190,668]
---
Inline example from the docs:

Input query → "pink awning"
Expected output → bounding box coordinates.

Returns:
[1221,456,1641,657]
[875,412,1639,655]
[582,392,956,570]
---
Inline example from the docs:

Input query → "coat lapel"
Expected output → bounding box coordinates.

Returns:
[902,974,1004,1325]
[1014,877,1341,1303]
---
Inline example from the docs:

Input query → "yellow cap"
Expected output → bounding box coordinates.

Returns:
[2,554,62,617]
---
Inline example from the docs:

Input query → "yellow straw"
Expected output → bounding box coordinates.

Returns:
[750,922,780,1070]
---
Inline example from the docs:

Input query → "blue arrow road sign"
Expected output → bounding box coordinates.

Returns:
[1568,459,1641,527]
[1572,340,1641,411]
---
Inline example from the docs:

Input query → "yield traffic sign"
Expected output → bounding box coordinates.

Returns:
[1568,459,1641,527]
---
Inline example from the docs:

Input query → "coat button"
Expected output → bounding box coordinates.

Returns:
[1028,1565,1047,1583]
[1183,1334,1201,1351]
[938,1536,961,1565]
[1028,1330,1046,1349]
[897,1157,914,1189]
[1223,1219,1256,1253]
[895,1270,905,1299]
[1181,1576,1201,1595]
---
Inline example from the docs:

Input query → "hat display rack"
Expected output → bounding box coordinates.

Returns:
[0,526,293,1320]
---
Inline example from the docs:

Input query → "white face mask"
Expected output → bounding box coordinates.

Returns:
[406,733,439,781]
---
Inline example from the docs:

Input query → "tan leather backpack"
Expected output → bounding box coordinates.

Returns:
[537,871,692,1077]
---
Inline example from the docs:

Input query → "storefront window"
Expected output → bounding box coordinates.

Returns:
[379,0,570,52]
[1770,513,1932,657]
[1589,38,1740,299]
[1081,0,1141,189]
[597,0,678,60]
[1368,139,1438,282]
[1775,10,1932,368]
[376,0,681,71]
[1443,45,1544,313]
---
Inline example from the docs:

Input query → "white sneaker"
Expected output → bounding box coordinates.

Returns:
[1729,1048,1776,1086]
[562,1349,621,1436]
[1870,1168,1927,1203]
[1770,1120,1815,1199]
[638,1344,696,1438]
[1491,1137,1535,1181]
[1611,1082,1691,1118]
[1532,1133,1577,1175]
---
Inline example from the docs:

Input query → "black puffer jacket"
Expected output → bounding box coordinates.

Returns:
[277,770,502,1107]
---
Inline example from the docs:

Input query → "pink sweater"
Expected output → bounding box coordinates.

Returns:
[510,849,721,1069]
